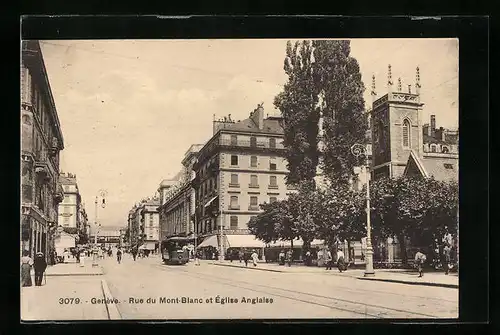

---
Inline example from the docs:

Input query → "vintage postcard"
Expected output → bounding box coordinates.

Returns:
[20,38,459,320]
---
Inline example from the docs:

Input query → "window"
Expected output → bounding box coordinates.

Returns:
[402,119,411,148]
[63,217,69,226]
[64,185,70,192]
[431,144,437,153]
[63,206,70,214]
[230,135,238,146]
[269,138,276,148]
[64,195,70,203]
[231,155,238,166]
[230,174,239,185]
[269,162,277,171]
[250,175,258,187]
[230,196,239,209]
[444,163,454,170]
[149,235,153,239]
[270,197,277,203]
[250,136,257,148]
[250,196,258,207]
[442,146,449,153]
[250,156,258,167]
[269,176,278,187]
[230,216,238,229]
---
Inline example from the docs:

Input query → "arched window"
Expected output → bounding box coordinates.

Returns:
[402,119,411,148]
[430,144,437,153]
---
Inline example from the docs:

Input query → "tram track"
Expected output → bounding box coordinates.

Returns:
[151,263,446,319]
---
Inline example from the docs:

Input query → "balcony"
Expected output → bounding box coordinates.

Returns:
[248,184,260,189]
[268,184,279,190]
[219,139,285,153]
[228,205,240,210]
[248,205,260,211]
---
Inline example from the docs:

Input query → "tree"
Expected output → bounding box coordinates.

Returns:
[312,40,368,186]
[370,176,459,263]
[274,40,320,186]
[248,200,297,244]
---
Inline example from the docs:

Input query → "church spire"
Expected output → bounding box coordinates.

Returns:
[415,66,421,95]
[371,74,377,103]
[387,64,393,91]
[397,77,402,92]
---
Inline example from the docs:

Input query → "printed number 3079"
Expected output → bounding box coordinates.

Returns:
[59,298,81,304]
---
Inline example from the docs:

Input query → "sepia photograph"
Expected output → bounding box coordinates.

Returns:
[20,37,459,320]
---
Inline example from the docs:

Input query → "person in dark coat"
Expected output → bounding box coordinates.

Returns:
[33,252,47,286]
[131,247,138,261]
[243,250,250,267]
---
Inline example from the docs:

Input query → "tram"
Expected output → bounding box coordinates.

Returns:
[160,236,193,265]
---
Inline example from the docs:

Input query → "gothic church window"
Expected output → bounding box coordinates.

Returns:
[402,119,411,148]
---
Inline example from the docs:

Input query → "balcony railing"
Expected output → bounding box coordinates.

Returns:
[219,139,284,150]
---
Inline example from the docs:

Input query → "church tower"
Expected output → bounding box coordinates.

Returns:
[371,65,424,179]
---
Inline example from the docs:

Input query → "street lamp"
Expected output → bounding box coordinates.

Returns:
[92,190,107,267]
[351,143,375,277]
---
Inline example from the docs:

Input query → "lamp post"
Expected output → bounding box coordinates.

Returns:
[92,190,107,267]
[351,143,375,277]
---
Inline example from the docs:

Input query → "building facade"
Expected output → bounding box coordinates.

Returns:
[21,40,65,259]
[157,144,202,241]
[58,172,82,234]
[193,104,291,256]
[128,198,160,250]
[96,227,121,249]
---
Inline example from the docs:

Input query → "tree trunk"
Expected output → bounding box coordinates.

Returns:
[398,233,407,264]
[291,238,294,261]
[347,240,352,262]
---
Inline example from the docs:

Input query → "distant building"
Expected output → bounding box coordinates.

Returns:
[58,172,83,235]
[192,104,292,255]
[97,226,122,248]
[21,40,65,259]
[158,144,203,241]
[128,198,160,251]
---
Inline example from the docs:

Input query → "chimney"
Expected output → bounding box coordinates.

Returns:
[430,115,436,137]
[251,103,265,130]
[440,127,446,142]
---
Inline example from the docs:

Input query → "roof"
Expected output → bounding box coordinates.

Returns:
[423,133,458,145]
[223,117,284,135]
[404,151,458,182]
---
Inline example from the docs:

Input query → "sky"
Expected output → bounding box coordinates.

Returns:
[39,38,458,229]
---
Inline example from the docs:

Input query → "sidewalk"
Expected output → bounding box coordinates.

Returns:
[32,262,103,276]
[208,260,458,289]
[21,275,109,321]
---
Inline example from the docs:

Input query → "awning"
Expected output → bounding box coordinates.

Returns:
[196,235,219,248]
[204,195,218,208]
[268,238,324,248]
[225,235,266,248]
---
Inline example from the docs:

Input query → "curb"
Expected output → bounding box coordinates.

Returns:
[100,279,122,320]
[46,272,103,277]
[357,277,459,289]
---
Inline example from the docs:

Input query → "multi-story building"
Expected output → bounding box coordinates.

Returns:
[193,104,292,257]
[58,172,83,234]
[157,144,203,241]
[128,198,160,251]
[21,40,65,259]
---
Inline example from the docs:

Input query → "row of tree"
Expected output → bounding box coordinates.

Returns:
[248,177,458,261]
[248,40,458,263]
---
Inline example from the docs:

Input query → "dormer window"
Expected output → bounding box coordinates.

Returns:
[402,119,411,148]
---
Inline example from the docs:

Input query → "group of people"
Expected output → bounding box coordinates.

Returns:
[415,229,457,277]
[21,250,47,287]
[228,249,260,266]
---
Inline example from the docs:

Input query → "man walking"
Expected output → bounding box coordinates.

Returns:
[116,247,122,264]
[325,248,333,270]
[131,247,138,261]
[251,250,259,267]
[33,252,47,286]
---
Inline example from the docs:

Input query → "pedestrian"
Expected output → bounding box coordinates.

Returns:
[443,245,451,275]
[336,248,346,272]
[238,250,244,263]
[325,248,333,270]
[33,252,47,286]
[79,249,86,267]
[116,247,122,264]
[305,250,311,266]
[131,247,137,261]
[414,249,427,278]
[75,248,80,263]
[243,251,250,267]
[251,250,259,267]
[63,249,69,263]
[285,249,293,267]
[278,250,285,266]
[21,250,33,287]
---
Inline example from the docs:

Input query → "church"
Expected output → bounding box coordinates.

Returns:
[369,65,458,183]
